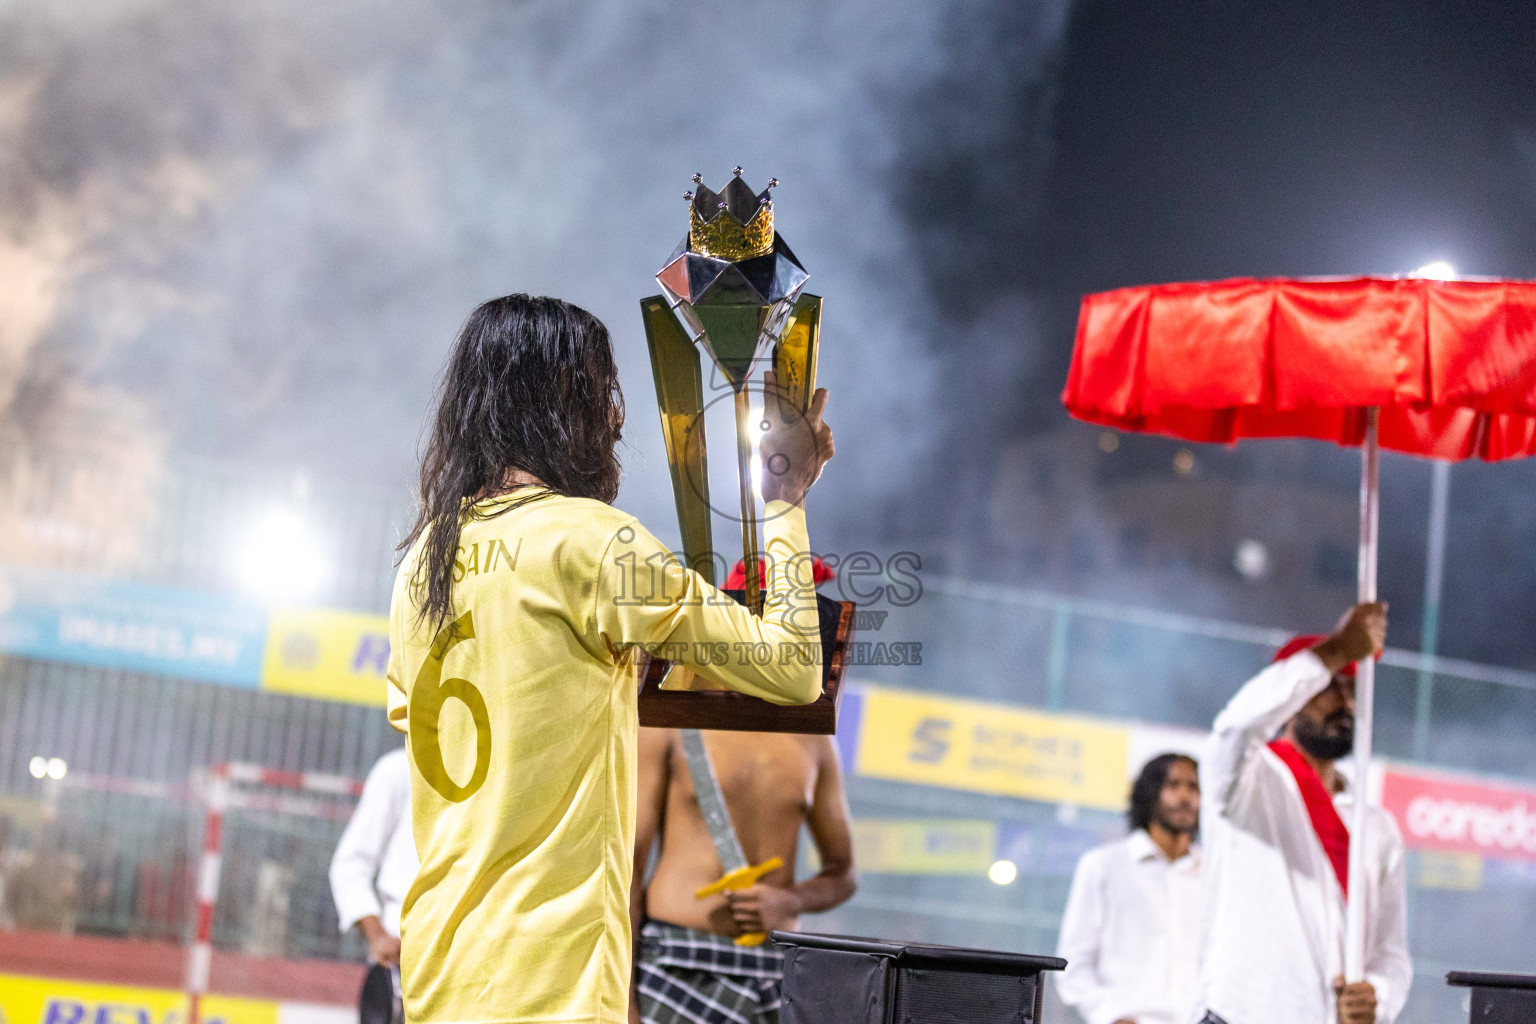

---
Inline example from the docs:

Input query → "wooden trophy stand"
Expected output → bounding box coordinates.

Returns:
[637,588,855,735]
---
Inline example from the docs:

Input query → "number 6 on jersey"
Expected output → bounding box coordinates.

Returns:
[410,611,492,802]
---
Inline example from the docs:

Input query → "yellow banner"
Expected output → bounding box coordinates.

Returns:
[855,687,1129,809]
[261,607,391,707]
[0,974,277,1024]
[1416,851,1483,891]
[851,819,997,874]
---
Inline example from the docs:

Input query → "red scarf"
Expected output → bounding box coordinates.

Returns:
[1269,738,1350,899]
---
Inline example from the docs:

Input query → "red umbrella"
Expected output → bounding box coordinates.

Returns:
[1062,274,1536,979]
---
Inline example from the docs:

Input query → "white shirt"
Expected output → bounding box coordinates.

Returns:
[329,748,419,939]
[1198,651,1411,1024]
[1057,830,1204,1024]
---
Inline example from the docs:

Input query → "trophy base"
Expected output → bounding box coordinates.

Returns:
[637,591,855,734]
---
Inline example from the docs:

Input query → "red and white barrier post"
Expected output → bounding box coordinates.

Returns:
[187,767,229,1024]
[182,762,366,1023]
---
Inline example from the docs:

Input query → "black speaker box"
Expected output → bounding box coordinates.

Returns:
[773,932,1065,1024]
[1447,971,1536,1024]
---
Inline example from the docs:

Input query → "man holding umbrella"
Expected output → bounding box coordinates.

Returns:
[1197,601,1411,1024]
[1062,268,1536,1023]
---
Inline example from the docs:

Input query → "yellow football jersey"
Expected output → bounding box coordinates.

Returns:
[387,488,821,1024]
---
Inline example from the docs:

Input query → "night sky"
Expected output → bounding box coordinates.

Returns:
[893,0,1536,666]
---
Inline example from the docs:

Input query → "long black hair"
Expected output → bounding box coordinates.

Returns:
[1128,752,1198,831]
[401,294,625,630]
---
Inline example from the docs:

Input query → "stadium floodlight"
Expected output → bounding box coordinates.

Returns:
[987,859,1018,885]
[28,756,47,779]
[1413,261,1456,280]
[236,507,329,603]
[46,757,67,780]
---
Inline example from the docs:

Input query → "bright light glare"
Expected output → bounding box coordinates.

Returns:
[237,508,329,602]
[1414,261,1456,280]
[988,859,1018,885]
[46,757,67,780]
[1234,539,1270,581]
[28,756,47,779]
[750,399,768,498]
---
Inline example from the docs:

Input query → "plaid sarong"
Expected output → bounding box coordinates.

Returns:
[636,920,785,1024]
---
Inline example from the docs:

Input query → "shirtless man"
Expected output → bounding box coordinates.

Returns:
[630,727,857,1024]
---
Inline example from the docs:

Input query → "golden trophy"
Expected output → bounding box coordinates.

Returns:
[637,168,854,734]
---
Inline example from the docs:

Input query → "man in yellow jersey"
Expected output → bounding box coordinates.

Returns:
[387,294,834,1024]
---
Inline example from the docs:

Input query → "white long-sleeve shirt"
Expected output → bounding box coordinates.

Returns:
[329,748,419,939]
[1198,651,1411,1024]
[1056,830,1203,1024]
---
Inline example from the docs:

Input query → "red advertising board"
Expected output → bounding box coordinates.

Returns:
[1382,767,1536,861]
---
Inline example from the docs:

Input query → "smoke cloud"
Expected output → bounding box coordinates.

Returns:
[0,0,1076,563]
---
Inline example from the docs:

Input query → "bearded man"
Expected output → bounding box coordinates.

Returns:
[1057,753,1202,1024]
[1196,602,1411,1024]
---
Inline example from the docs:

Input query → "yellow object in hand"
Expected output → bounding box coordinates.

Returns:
[694,857,784,947]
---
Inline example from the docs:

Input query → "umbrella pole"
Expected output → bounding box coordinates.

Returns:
[1344,408,1380,982]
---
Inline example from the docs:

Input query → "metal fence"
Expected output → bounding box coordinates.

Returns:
[860,576,1536,785]
[0,654,398,962]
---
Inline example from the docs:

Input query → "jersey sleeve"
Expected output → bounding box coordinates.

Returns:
[590,500,823,706]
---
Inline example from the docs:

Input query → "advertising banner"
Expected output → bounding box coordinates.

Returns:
[0,973,276,1024]
[850,818,997,874]
[1413,850,1484,890]
[260,607,391,707]
[1382,766,1536,863]
[0,565,266,687]
[853,686,1130,809]
[844,817,1111,878]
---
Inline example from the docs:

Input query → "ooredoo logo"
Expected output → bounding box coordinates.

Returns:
[1403,794,1536,854]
